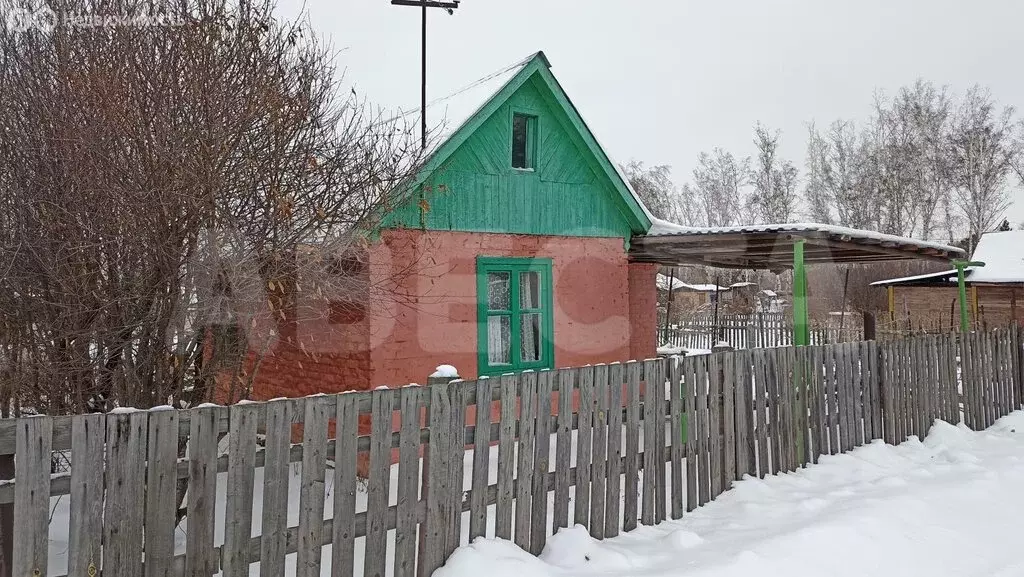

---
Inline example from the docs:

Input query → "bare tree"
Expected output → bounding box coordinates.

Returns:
[802,122,834,224]
[623,160,693,224]
[692,148,750,227]
[897,80,953,240]
[0,0,425,415]
[948,86,1018,254]
[750,123,799,223]
[804,120,878,230]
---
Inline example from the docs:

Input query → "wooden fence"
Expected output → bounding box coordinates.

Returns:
[2,328,1022,577]
[663,312,864,350]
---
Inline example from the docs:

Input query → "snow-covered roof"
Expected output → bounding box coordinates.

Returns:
[870,270,958,287]
[643,221,965,254]
[656,274,726,292]
[872,230,1024,286]
[969,230,1024,283]
[634,219,965,269]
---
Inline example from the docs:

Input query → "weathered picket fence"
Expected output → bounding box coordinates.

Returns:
[2,328,1022,577]
[663,312,864,350]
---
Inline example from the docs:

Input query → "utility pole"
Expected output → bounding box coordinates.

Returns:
[391,0,460,150]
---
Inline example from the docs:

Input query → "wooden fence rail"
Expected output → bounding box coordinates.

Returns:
[4,327,1023,577]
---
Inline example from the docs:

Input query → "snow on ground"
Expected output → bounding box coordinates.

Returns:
[439,413,1024,577]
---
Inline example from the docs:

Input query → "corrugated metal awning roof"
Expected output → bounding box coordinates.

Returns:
[631,220,965,270]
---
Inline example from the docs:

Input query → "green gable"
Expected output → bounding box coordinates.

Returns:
[381,53,652,241]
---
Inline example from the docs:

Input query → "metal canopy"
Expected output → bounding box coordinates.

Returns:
[629,225,964,271]
[632,222,966,348]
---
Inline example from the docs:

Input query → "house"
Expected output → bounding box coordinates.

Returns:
[234,52,659,400]
[871,230,1024,329]
[756,289,786,314]
[657,273,727,313]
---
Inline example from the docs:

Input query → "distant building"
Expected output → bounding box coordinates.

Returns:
[657,275,786,315]
[657,273,727,313]
[872,230,1024,329]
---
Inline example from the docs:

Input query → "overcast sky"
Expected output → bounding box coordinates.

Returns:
[279,0,1024,226]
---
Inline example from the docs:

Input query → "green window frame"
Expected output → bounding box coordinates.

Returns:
[476,256,554,376]
[510,112,537,170]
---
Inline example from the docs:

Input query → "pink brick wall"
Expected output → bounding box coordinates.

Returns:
[234,229,658,398]
[366,229,652,386]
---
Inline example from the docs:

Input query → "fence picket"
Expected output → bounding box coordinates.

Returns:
[624,361,642,531]
[364,390,394,577]
[655,359,668,523]
[733,350,755,478]
[841,342,856,452]
[1012,327,1023,411]
[333,395,358,577]
[868,340,883,441]
[927,335,939,429]
[103,412,148,577]
[765,349,782,475]
[972,333,985,429]
[263,400,293,577]
[683,356,699,512]
[589,365,608,539]
[668,357,685,519]
[13,416,51,577]
[606,363,624,536]
[793,347,805,466]
[880,341,895,444]
[470,379,492,542]
[445,382,466,556]
[942,334,956,424]
[854,342,867,446]
[532,371,553,553]
[184,406,218,577]
[641,359,658,525]
[722,351,737,486]
[223,404,259,577]
[396,386,423,577]
[69,414,106,577]
[695,354,711,503]
[811,345,826,462]
[779,347,796,470]
[423,381,453,577]
[708,354,723,498]
[515,372,537,550]
[575,366,594,528]
[142,411,178,577]
[297,398,330,577]
[966,334,980,429]
[825,345,841,454]
[496,374,518,540]
[553,370,574,533]
[753,348,770,476]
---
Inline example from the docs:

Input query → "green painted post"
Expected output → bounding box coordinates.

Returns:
[792,239,810,461]
[793,239,810,347]
[952,260,985,332]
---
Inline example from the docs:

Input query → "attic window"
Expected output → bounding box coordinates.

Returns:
[511,113,536,170]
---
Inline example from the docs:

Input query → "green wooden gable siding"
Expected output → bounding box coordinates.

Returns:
[381,56,649,241]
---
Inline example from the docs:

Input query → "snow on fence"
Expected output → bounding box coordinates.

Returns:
[663,312,864,350]
[1,327,1022,577]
